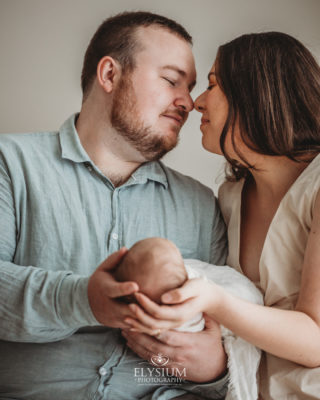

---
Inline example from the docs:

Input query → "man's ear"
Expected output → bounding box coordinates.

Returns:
[96,56,121,93]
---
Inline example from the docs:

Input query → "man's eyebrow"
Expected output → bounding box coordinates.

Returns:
[161,65,186,76]
[161,65,197,91]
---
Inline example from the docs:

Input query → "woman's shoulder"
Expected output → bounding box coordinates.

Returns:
[300,154,320,185]
[286,154,320,221]
[218,178,244,204]
[218,178,244,225]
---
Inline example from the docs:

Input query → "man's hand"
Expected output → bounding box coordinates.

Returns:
[122,316,227,382]
[87,248,139,328]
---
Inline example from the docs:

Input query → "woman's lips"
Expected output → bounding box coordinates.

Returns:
[201,118,210,124]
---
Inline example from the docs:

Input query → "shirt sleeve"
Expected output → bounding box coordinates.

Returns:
[209,196,228,265]
[0,157,98,343]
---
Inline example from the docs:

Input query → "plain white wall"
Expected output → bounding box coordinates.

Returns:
[1,0,319,193]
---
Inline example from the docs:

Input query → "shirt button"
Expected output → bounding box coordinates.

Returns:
[112,233,118,240]
[99,366,107,376]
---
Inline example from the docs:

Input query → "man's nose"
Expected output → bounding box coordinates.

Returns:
[174,91,194,113]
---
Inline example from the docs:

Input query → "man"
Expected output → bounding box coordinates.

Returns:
[0,11,228,399]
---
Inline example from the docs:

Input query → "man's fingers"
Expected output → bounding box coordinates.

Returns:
[154,329,189,347]
[98,247,128,271]
[125,335,150,360]
[94,298,138,328]
[123,331,185,371]
[107,280,139,298]
[117,320,135,329]
[116,300,137,318]
[122,330,176,360]
[161,278,202,304]
[96,249,139,297]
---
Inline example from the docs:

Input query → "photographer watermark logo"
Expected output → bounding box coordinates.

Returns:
[134,353,186,385]
[150,353,169,367]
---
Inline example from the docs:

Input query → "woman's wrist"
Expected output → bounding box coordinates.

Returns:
[205,282,227,319]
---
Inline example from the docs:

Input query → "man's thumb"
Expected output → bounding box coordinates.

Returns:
[99,247,128,271]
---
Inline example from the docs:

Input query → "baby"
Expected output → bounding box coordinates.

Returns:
[114,237,263,400]
[114,237,204,332]
[115,237,187,304]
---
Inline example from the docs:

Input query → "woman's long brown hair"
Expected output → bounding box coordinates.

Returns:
[215,32,320,180]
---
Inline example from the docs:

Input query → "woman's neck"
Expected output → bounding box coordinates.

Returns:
[248,156,311,201]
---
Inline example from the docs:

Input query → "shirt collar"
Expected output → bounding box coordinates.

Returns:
[59,114,168,188]
[130,161,168,189]
[59,113,91,163]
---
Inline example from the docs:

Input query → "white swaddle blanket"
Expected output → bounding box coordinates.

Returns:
[179,260,263,400]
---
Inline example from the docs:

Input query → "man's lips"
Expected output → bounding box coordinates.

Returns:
[162,113,185,125]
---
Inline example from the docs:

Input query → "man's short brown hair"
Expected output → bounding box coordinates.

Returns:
[81,11,192,100]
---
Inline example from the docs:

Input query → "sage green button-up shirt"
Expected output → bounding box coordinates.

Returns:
[0,115,228,399]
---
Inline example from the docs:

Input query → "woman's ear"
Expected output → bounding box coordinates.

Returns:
[96,56,121,93]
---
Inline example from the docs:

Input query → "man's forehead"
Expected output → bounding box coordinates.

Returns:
[135,24,186,44]
[134,26,196,80]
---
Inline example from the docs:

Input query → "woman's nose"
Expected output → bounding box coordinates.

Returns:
[194,92,206,113]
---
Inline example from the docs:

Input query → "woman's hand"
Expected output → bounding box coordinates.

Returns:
[124,278,223,334]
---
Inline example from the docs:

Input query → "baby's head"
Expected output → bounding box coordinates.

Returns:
[114,237,187,303]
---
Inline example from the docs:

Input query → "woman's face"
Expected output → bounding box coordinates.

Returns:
[194,64,229,155]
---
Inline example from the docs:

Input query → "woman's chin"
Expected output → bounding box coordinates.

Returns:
[201,137,222,155]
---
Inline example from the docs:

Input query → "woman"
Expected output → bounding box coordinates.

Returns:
[124,32,320,399]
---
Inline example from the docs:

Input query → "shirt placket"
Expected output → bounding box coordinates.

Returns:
[107,188,122,252]
[93,338,127,400]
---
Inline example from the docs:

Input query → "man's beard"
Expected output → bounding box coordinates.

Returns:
[111,73,181,161]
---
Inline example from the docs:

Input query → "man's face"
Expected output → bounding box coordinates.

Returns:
[111,26,196,161]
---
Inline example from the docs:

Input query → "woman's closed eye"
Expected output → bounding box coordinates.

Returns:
[207,83,216,90]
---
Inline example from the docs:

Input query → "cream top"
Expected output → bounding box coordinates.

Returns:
[218,154,320,400]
